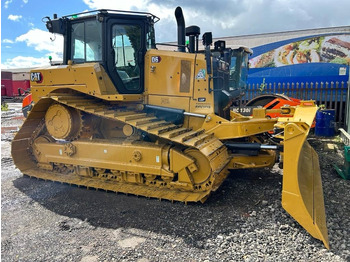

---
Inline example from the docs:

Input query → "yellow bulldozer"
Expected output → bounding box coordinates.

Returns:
[11,7,329,248]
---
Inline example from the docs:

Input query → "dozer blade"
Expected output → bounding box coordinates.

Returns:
[280,103,329,249]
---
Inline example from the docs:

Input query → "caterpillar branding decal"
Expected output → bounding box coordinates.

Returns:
[30,72,43,83]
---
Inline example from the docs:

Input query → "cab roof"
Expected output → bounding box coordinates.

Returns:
[62,9,160,23]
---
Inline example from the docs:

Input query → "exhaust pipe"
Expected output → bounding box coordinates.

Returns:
[175,6,186,52]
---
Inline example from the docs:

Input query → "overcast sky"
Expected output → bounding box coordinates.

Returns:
[2,0,350,68]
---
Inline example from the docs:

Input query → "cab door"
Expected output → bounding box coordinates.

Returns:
[106,18,146,94]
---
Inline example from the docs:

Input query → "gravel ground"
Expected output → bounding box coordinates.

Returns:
[1,103,350,261]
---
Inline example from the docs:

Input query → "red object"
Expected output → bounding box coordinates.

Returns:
[1,80,30,97]
[246,94,301,118]
[22,93,33,117]
[1,79,13,96]
[264,97,301,118]
[1,85,6,96]
[245,94,315,128]
[1,71,30,97]
[22,93,33,108]
[12,80,30,95]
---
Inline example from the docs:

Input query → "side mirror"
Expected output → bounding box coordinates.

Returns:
[202,32,213,75]
[202,32,212,46]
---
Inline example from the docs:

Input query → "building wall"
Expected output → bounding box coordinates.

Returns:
[218,26,350,49]
[1,69,31,97]
[247,32,350,85]
[158,26,350,51]
[12,72,30,81]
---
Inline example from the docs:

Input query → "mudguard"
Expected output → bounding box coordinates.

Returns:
[277,101,329,249]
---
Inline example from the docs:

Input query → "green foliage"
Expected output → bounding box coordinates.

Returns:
[259,78,267,93]
[1,103,9,111]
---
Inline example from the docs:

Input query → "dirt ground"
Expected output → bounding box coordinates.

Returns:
[1,103,350,261]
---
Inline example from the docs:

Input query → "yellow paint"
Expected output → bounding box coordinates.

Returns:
[20,47,329,248]
[148,95,190,111]
[279,102,329,249]
[201,113,277,139]
[30,63,142,102]
[145,50,215,116]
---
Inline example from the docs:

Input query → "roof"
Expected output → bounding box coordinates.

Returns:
[1,68,34,73]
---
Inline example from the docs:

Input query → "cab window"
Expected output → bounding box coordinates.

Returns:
[112,24,141,91]
[71,20,102,62]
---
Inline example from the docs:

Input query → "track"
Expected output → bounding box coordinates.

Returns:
[11,93,230,203]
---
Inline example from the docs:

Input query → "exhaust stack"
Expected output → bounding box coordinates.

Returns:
[175,6,186,52]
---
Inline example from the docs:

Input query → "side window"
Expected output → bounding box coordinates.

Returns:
[72,38,85,59]
[71,20,102,62]
[112,24,141,90]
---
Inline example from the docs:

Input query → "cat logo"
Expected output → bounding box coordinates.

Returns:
[30,72,43,83]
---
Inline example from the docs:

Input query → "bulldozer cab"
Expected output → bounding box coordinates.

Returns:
[46,10,158,94]
[46,9,252,119]
[210,45,251,118]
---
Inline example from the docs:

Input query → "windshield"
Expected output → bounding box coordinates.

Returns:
[229,51,249,91]
[240,52,249,90]
[71,20,102,62]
